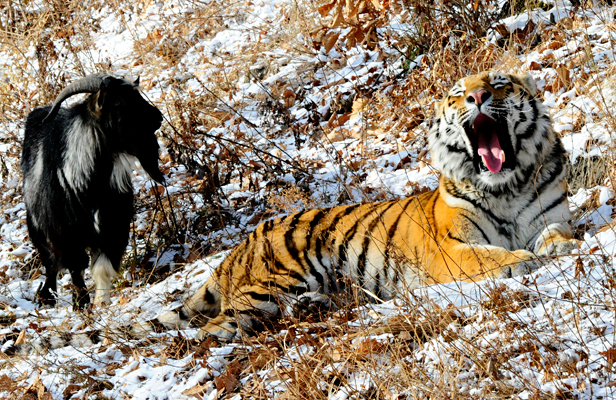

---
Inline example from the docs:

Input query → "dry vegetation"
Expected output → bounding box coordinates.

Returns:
[1,0,616,398]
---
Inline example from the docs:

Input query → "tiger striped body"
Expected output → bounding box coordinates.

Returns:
[147,72,577,341]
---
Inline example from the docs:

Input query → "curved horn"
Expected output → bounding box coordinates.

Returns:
[42,73,111,124]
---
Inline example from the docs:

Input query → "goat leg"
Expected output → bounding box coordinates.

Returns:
[69,269,90,310]
[60,250,90,310]
[37,275,58,307]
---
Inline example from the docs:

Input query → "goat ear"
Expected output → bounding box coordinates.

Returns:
[133,76,140,86]
[92,82,107,113]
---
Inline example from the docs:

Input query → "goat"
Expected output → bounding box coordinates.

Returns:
[21,73,164,309]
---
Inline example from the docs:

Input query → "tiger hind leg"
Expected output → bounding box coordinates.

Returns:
[196,286,282,341]
[196,291,337,341]
[132,278,222,335]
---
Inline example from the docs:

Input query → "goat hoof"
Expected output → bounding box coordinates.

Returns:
[37,297,56,308]
[36,289,57,308]
[73,295,91,311]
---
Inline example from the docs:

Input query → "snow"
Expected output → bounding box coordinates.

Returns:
[2,0,616,398]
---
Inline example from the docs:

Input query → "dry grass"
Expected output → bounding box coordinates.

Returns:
[2,0,616,398]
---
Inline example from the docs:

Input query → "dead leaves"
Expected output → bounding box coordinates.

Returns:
[22,376,52,400]
[314,0,389,50]
[600,347,616,368]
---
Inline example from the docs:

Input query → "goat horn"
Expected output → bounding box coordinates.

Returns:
[43,73,112,124]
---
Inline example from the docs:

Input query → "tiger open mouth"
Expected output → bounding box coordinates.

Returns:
[471,113,514,174]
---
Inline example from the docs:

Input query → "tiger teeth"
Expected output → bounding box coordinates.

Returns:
[502,151,506,163]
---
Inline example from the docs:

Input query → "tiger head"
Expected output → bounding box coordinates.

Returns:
[429,71,555,192]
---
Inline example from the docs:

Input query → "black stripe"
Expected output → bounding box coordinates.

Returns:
[516,99,539,147]
[462,214,490,244]
[315,204,362,291]
[261,219,274,235]
[271,257,307,284]
[516,159,565,219]
[178,308,191,320]
[283,212,325,289]
[337,204,378,271]
[356,202,397,291]
[430,190,440,239]
[383,197,416,286]
[248,291,277,303]
[447,233,465,243]
[300,211,328,291]
[283,213,305,259]
[446,143,469,157]
[149,318,172,332]
[447,184,507,226]
[306,210,325,251]
[204,289,216,305]
[529,193,567,222]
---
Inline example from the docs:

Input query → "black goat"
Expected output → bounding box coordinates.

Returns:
[21,74,164,309]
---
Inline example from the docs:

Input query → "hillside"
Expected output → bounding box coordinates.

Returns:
[1,0,616,398]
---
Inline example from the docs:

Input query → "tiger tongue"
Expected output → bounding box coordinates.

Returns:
[477,130,504,173]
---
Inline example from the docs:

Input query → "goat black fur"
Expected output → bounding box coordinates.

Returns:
[21,74,164,309]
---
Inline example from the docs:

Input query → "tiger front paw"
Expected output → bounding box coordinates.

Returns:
[497,252,542,278]
[293,292,338,317]
[538,238,580,257]
[196,319,238,342]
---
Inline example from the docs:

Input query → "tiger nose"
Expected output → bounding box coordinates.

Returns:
[467,89,491,105]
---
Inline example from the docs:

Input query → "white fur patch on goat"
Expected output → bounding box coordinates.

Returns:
[63,118,99,192]
[23,145,45,227]
[110,153,135,193]
[91,254,116,306]
[93,210,101,234]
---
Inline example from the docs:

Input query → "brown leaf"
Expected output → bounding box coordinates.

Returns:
[214,360,242,394]
[345,0,362,21]
[574,257,585,279]
[282,89,297,108]
[555,64,571,90]
[328,112,351,129]
[601,347,616,366]
[317,0,337,17]
[354,338,384,357]
[493,24,509,38]
[330,7,345,28]
[0,375,17,393]
[513,19,536,43]
[23,376,52,400]
[322,32,340,53]
[248,160,264,169]
[63,384,80,399]
[14,330,26,346]
[344,27,364,48]
[182,382,213,397]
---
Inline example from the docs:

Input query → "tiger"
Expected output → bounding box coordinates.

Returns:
[142,71,578,341]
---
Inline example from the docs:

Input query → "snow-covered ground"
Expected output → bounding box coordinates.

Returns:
[2,0,616,398]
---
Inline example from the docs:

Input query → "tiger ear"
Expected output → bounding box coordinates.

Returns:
[519,73,537,96]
